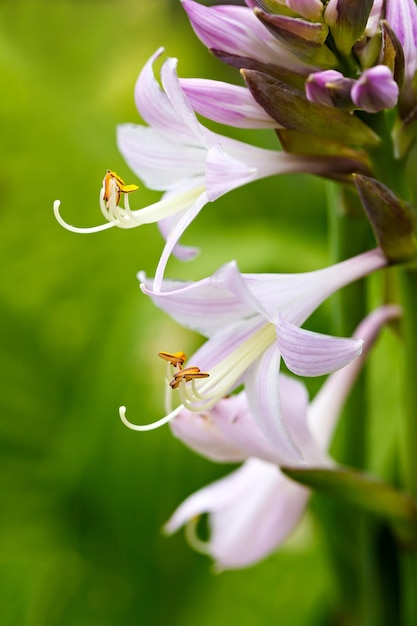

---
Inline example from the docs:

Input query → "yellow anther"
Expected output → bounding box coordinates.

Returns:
[169,366,210,390]
[103,169,139,207]
[158,351,187,368]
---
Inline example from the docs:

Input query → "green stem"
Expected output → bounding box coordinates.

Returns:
[399,266,417,626]
[323,183,395,626]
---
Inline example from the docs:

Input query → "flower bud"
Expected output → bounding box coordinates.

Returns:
[351,66,399,113]
[325,0,374,55]
[306,69,354,108]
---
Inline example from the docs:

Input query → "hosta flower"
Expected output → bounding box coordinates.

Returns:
[164,305,400,570]
[54,48,365,291]
[120,248,387,465]
[181,0,311,74]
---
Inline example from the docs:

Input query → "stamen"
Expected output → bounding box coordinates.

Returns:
[103,169,139,209]
[119,404,183,431]
[169,366,210,389]
[158,351,187,368]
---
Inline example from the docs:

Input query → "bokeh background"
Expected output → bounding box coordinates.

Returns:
[0,1,401,625]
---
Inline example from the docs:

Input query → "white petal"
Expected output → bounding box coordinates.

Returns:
[117,124,206,191]
[140,265,256,337]
[277,315,363,377]
[245,344,304,465]
[165,458,309,570]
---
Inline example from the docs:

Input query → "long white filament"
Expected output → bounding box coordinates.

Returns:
[119,322,276,432]
[53,184,205,234]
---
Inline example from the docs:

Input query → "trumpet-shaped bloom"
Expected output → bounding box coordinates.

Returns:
[164,305,400,570]
[181,0,311,74]
[54,48,358,291]
[121,248,387,466]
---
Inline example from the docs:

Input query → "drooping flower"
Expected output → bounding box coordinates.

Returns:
[181,0,312,74]
[164,305,400,570]
[54,48,367,291]
[120,248,387,465]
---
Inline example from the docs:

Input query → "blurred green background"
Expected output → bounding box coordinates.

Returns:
[0,1,402,625]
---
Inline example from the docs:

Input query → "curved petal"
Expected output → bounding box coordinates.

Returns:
[157,201,200,261]
[134,48,195,141]
[277,315,363,377]
[181,0,307,72]
[170,392,280,464]
[140,265,256,337]
[242,248,387,325]
[245,343,304,465]
[179,78,278,129]
[160,56,207,145]
[205,144,258,201]
[153,192,209,290]
[117,124,206,191]
[165,458,310,570]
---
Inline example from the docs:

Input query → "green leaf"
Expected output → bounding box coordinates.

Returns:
[282,465,417,546]
[354,174,417,263]
[242,69,381,147]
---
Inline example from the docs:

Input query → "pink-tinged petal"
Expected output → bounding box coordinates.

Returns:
[153,193,208,291]
[134,48,195,141]
[287,0,324,21]
[171,392,280,464]
[351,66,399,113]
[117,124,206,191]
[181,0,307,72]
[165,458,309,570]
[190,316,265,372]
[308,305,401,449]
[140,268,256,337]
[205,145,258,201]
[157,200,200,262]
[366,0,383,36]
[244,344,304,465]
[179,78,278,129]
[160,57,206,145]
[279,374,327,464]
[386,0,417,82]
[242,248,387,325]
[276,315,363,377]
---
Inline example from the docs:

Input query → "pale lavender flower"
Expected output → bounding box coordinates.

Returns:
[164,305,400,570]
[181,0,311,74]
[54,48,352,291]
[351,65,399,113]
[386,0,417,83]
[120,249,387,465]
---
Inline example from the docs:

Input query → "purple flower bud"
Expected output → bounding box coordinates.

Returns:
[306,70,354,108]
[351,65,399,113]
